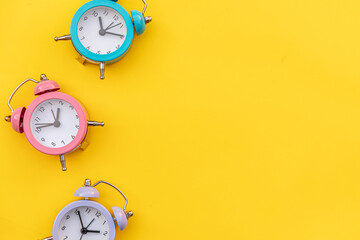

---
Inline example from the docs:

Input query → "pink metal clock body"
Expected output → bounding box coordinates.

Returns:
[5,74,104,171]
[23,92,89,156]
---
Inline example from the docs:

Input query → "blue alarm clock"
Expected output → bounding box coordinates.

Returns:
[55,0,152,79]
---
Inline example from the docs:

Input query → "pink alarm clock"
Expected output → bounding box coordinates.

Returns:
[5,74,104,171]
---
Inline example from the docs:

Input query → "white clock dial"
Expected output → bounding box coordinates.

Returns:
[58,206,110,240]
[30,99,80,148]
[77,6,128,54]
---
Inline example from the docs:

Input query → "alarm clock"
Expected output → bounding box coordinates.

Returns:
[55,0,152,79]
[42,179,133,240]
[4,74,104,171]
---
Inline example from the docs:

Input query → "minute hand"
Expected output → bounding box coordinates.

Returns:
[35,123,54,129]
[105,22,121,31]
[105,31,125,38]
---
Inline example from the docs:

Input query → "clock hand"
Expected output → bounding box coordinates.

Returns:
[86,230,101,233]
[51,109,56,121]
[104,21,114,30]
[36,123,55,129]
[105,22,122,31]
[77,211,85,228]
[85,218,95,229]
[105,31,125,38]
[79,234,84,240]
[98,17,104,30]
[56,108,60,122]
[35,123,55,125]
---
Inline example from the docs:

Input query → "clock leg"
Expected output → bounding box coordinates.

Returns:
[100,62,105,79]
[60,155,67,171]
[41,237,53,240]
[88,121,105,126]
[77,55,87,64]
[54,34,71,41]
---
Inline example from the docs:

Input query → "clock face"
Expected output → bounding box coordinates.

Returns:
[30,98,80,148]
[58,206,111,240]
[77,6,128,55]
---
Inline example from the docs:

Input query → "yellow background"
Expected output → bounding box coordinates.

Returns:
[1,0,360,239]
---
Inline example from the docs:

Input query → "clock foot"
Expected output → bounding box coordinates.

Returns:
[88,121,105,127]
[60,155,67,171]
[100,62,105,79]
[80,141,89,151]
[76,55,87,64]
[42,237,53,240]
[54,34,71,41]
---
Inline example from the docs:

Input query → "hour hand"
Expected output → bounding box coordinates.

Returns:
[77,211,85,228]
[98,17,104,30]
[87,230,100,233]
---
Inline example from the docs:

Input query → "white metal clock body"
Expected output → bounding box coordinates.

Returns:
[53,200,115,240]
[42,179,133,240]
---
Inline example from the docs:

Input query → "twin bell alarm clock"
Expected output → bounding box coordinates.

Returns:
[4,74,104,171]
[55,0,152,79]
[42,179,133,240]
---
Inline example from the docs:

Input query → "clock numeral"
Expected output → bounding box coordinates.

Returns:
[69,105,74,110]
[34,117,40,122]
[113,15,119,21]
[75,115,79,119]
[39,107,45,112]
[119,23,123,29]
[63,236,68,240]
[61,226,66,231]
[84,16,88,21]
[51,142,56,146]
[103,220,107,225]
[81,36,85,40]
[66,215,70,220]
[74,209,79,214]
[95,211,101,218]
[107,51,111,54]
[61,140,66,145]
[86,46,91,50]
[103,231,108,236]
[35,128,41,133]
[92,11,98,17]
[41,137,45,142]
[79,26,83,31]
[116,44,120,49]
[59,100,64,106]
[48,102,53,105]
[96,50,101,54]
[103,10,109,16]
[71,135,76,139]
[85,208,91,214]
[75,125,80,129]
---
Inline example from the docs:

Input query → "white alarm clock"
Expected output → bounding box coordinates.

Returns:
[42,179,133,240]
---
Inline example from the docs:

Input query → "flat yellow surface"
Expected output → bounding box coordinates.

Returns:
[1,0,360,239]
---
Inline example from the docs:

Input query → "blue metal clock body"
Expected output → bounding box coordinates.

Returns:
[70,0,134,64]
[55,0,152,79]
